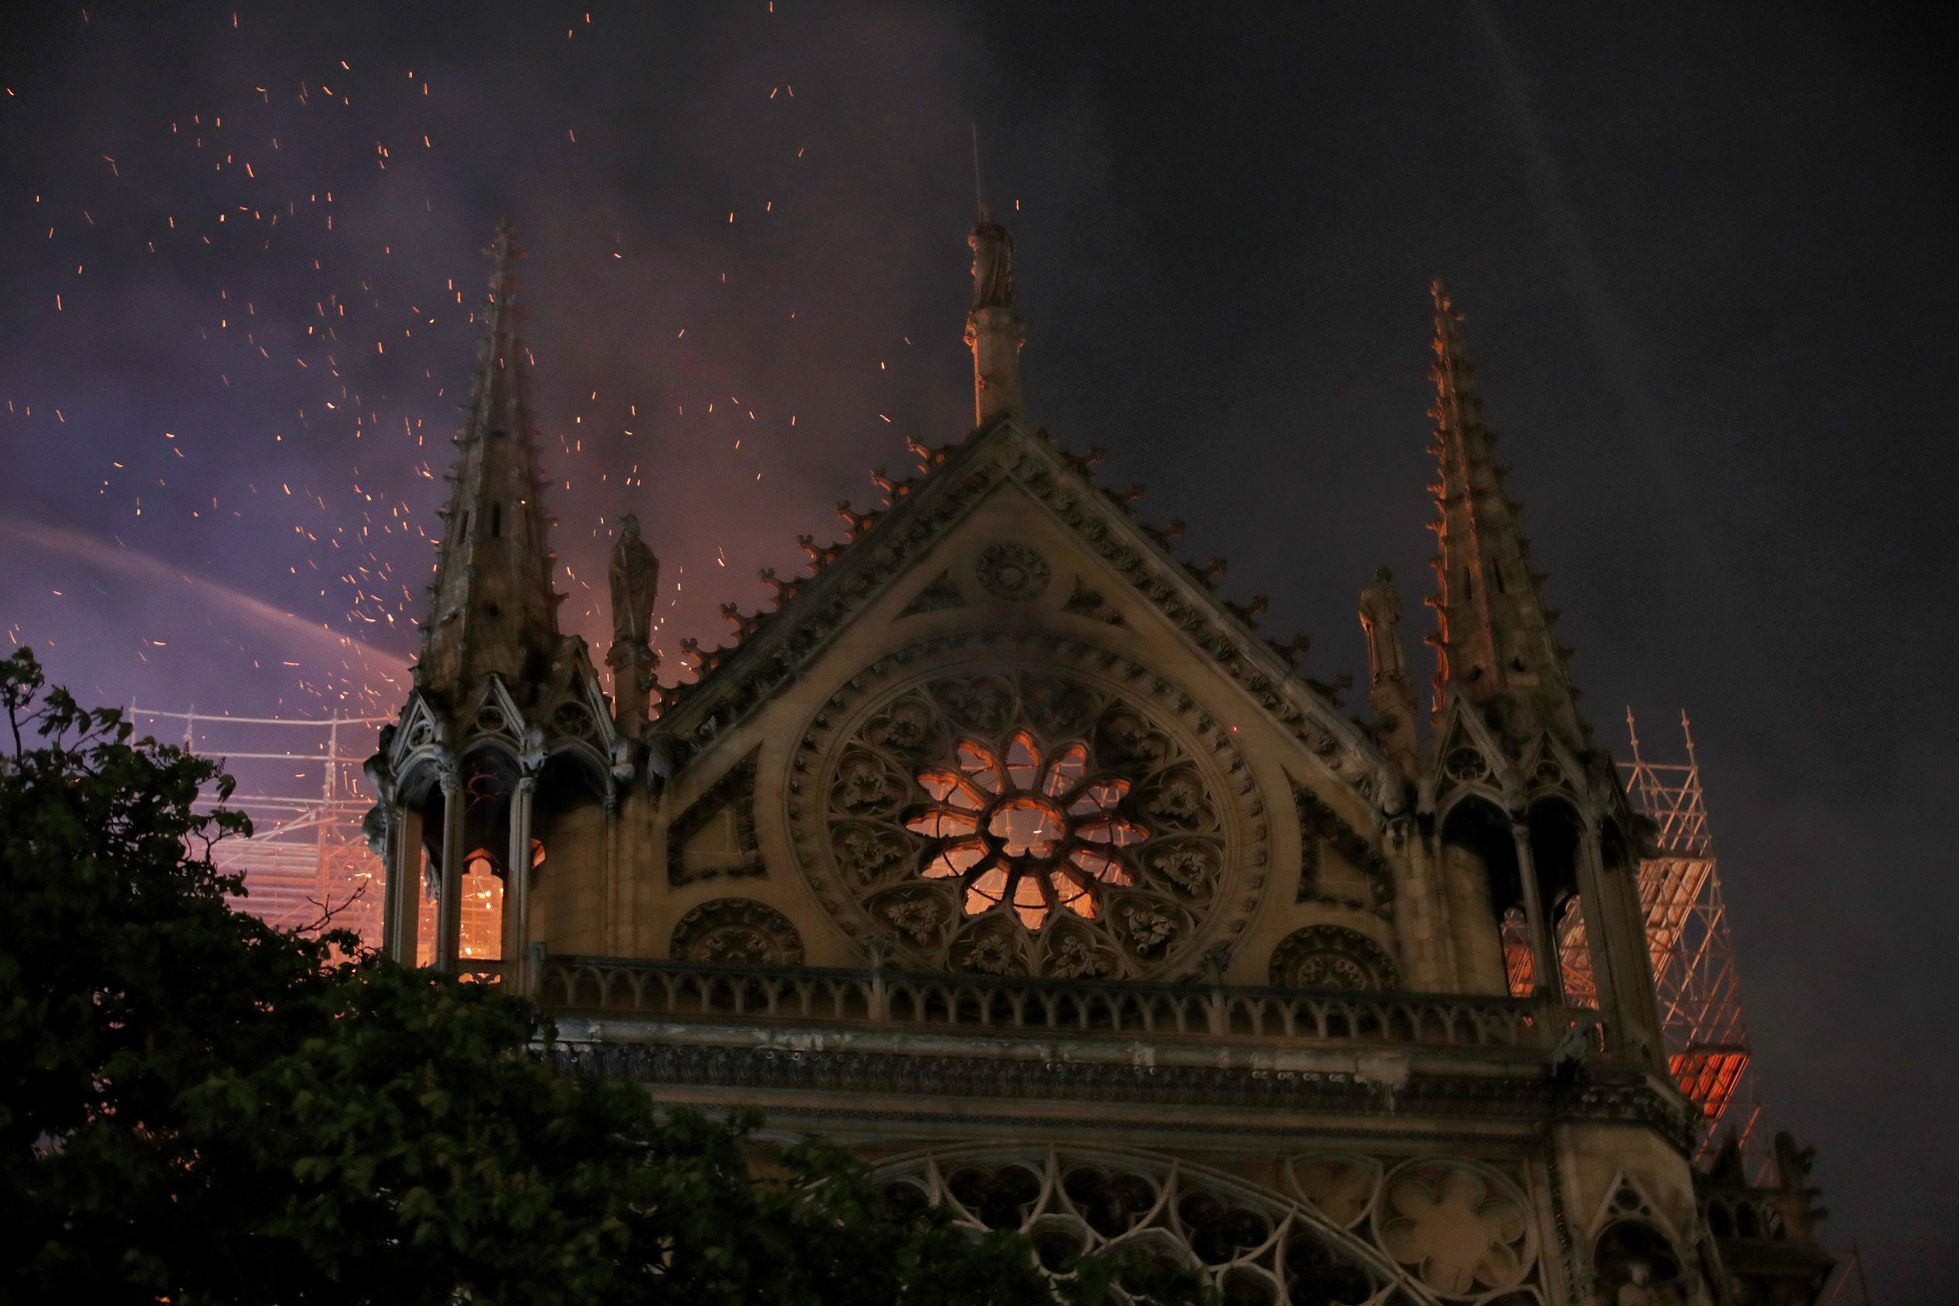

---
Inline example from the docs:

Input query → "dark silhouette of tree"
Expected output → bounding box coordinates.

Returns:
[0,649,1204,1304]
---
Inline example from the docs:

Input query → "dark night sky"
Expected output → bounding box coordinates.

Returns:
[2,3,1952,1297]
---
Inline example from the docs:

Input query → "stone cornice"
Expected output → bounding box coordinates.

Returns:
[550,1035,1696,1151]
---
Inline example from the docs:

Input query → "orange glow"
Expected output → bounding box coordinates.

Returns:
[1500,905,1534,998]
[988,795,1064,859]
[1670,1046,1750,1121]
[458,851,505,961]
[906,734,1146,932]
[410,848,505,964]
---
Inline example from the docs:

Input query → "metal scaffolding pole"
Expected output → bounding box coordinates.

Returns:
[128,705,392,945]
[1622,709,1770,1180]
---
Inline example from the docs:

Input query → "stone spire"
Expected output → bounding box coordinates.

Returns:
[964,204,1024,427]
[415,220,564,704]
[1425,281,1587,747]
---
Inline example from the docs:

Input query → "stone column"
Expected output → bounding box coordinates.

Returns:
[504,773,537,993]
[382,802,421,964]
[1582,824,1666,1066]
[1571,823,1624,1029]
[608,645,655,740]
[435,768,465,971]
[965,306,1024,427]
[1512,822,1563,1005]
[601,789,622,955]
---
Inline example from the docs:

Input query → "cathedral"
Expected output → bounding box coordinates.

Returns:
[364,218,1836,1305]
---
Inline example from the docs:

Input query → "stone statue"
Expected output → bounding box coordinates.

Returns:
[1358,565,1409,685]
[608,512,659,649]
[969,205,1014,310]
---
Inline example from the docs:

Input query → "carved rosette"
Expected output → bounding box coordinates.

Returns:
[790,639,1267,979]
[1268,925,1401,991]
[670,898,804,966]
[975,542,1051,602]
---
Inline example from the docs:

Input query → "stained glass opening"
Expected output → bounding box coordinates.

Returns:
[906,732,1146,932]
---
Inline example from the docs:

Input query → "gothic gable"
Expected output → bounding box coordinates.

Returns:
[648,420,1412,983]
[658,420,1384,803]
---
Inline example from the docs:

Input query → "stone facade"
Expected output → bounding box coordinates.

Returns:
[365,225,1835,1305]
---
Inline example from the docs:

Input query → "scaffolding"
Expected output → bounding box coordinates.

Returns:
[1621,709,1768,1178]
[129,705,390,946]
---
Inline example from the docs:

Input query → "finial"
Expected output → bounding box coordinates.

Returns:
[1424,280,1588,747]
[971,122,985,222]
[417,221,563,702]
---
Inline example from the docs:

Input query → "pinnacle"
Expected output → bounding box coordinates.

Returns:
[463,220,534,444]
[1424,282,1589,749]
[414,222,565,704]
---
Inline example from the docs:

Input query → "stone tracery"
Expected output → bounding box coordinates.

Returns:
[1269,924,1401,991]
[1372,1160,1536,1299]
[798,653,1257,978]
[669,898,804,966]
[876,1146,1541,1306]
[905,729,1146,930]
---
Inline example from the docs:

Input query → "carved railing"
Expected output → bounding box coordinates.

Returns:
[537,956,1559,1053]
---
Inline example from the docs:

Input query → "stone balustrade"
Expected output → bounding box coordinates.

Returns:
[537,956,1569,1054]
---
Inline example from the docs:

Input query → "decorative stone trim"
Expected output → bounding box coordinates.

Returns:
[786,634,1269,980]
[548,1029,1696,1149]
[543,957,1537,1050]
[876,1144,1428,1305]
[898,569,966,618]
[1292,781,1396,916]
[654,426,1382,808]
[669,898,803,966]
[1269,925,1401,991]
[667,752,763,887]
[974,542,1051,602]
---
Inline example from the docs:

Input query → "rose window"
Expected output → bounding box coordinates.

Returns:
[907,730,1148,931]
[805,664,1251,979]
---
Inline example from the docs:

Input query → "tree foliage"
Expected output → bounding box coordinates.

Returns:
[0,650,1205,1304]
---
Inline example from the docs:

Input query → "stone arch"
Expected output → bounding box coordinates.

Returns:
[1523,795,1585,916]
[535,745,609,806]
[874,1143,1449,1306]
[1592,1219,1686,1302]
[1437,794,1520,996]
